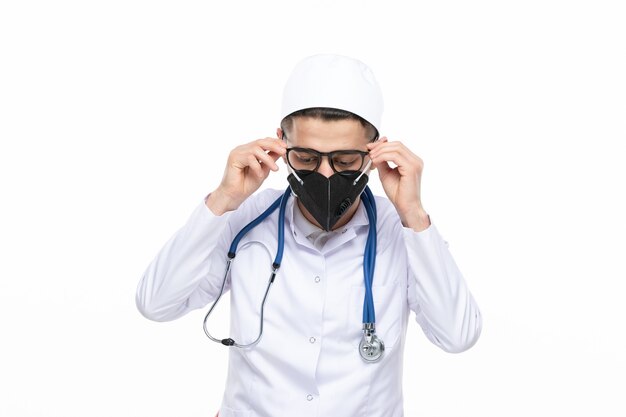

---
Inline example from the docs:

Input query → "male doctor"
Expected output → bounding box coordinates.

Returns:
[136,54,482,417]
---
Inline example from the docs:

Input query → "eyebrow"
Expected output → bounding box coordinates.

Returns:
[282,132,375,149]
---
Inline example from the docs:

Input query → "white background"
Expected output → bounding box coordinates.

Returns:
[1,0,625,416]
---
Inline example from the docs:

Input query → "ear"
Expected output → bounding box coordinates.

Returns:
[276,128,288,163]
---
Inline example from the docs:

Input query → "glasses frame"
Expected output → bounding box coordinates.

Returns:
[285,147,370,175]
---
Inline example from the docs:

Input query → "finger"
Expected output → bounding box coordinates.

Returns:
[267,150,281,160]
[370,150,422,174]
[368,142,410,164]
[253,148,279,172]
[369,146,410,164]
[266,151,283,166]
[368,140,409,157]
[366,136,388,151]
[231,142,279,170]
[246,154,266,178]
[368,142,419,163]
[373,159,394,181]
[255,137,287,155]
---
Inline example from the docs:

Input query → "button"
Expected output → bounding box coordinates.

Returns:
[309,337,316,343]
[306,394,314,401]
[341,228,347,234]
[314,276,321,283]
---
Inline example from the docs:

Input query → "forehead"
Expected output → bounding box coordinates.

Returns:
[285,117,370,151]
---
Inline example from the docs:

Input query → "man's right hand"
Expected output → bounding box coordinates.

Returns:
[206,137,287,215]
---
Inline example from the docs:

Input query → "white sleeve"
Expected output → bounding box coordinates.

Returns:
[404,222,482,353]
[135,198,233,322]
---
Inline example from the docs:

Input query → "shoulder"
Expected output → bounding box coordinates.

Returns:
[248,188,287,211]
[372,193,402,226]
[227,188,287,228]
[368,192,405,246]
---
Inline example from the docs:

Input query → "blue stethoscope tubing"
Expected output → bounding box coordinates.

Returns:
[203,185,384,361]
[203,187,290,348]
[361,186,377,325]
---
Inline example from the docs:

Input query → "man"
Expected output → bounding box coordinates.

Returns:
[136,54,482,417]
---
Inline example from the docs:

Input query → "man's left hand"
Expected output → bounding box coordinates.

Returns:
[367,137,431,232]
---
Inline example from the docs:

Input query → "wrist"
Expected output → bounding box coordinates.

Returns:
[205,188,238,215]
[399,205,431,232]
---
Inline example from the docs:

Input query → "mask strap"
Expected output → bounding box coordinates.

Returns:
[353,159,373,185]
[286,164,304,185]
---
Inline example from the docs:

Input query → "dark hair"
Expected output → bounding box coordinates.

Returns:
[280,107,379,142]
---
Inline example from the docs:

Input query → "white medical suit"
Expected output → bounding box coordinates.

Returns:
[136,188,482,417]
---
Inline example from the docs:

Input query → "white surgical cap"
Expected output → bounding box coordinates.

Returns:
[280,54,384,134]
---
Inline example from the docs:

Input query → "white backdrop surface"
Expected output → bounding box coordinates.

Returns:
[1,1,625,416]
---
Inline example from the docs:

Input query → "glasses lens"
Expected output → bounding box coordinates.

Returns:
[331,151,365,172]
[288,149,320,171]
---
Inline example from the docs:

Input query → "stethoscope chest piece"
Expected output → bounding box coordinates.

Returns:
[359,323,385,362]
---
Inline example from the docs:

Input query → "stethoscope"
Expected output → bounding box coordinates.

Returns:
[203,183,385,363]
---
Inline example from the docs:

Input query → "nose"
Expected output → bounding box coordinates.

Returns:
[318,156,334,178]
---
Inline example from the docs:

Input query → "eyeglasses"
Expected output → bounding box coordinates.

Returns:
[286,147,370,174]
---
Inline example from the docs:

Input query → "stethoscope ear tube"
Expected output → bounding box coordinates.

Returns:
[202,258,234,345]
[203,188,291,349]
[228,195,284,255]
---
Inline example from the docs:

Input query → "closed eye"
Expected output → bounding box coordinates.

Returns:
[295,155,318,164]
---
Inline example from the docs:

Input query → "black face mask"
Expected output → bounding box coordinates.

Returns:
[287,169,369,231]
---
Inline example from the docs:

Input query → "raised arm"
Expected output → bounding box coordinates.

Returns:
[136,137,287,322]
[368,136,481,352]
